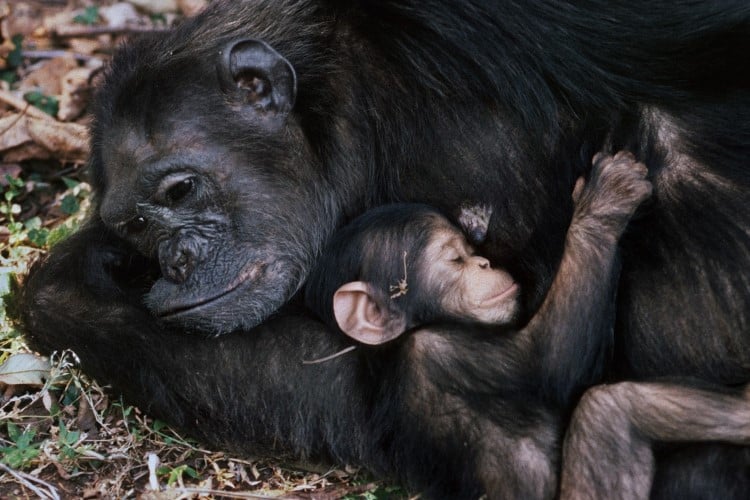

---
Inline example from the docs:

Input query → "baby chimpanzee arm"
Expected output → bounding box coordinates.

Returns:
[521,152,651,407]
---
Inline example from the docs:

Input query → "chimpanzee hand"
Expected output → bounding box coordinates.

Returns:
[80,228,158,299]
[572,151,652,237]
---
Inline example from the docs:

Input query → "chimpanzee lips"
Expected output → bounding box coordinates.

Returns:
[154,262,265,319]
[479,282,519,307]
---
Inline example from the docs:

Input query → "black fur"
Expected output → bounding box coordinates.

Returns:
[12,0,750,497]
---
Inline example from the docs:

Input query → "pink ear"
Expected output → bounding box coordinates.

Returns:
[333,282,406,345]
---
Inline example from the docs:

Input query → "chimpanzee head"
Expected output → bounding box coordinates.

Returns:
[90,31,359,333]
[305,204,520,345]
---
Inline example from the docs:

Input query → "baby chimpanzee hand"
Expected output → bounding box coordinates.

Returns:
[572,151,653,237]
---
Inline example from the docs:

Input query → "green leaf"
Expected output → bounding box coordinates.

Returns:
[0,70,18,85]
[61,177,80,190]
[7,35,23,69]
[23,91,58,117]
[62,384,80,406]
[60,195,80,215]
[6,422,21,442]
[28,227,49,247]
[183,466,199,479]
[1,445,40,469]
[73,6,100,25]
[47,223,75,247]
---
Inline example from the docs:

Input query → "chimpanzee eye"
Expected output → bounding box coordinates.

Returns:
[165,177,194,204]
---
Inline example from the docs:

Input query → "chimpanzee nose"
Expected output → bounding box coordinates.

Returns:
[159,240,198,284]
[473,256,491,269]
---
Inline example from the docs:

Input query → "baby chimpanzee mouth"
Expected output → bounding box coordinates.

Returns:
[479,282,519,307]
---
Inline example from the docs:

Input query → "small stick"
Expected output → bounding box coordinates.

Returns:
[22,50,94,63]
[302,345,357,365]
[54,25,169,38]
[389,251,409,298]
[0,463,60,500]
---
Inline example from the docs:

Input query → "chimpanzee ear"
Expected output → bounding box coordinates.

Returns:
[333,282,407,345]
[218,39,297,126]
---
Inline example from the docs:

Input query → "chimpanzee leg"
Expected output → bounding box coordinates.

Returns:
[560,381,750,500]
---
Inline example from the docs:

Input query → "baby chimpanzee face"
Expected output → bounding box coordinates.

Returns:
[421,219,520,325]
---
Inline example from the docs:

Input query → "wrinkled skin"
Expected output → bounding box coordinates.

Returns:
[12,0,750,497]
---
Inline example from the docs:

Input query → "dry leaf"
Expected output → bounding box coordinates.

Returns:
[0,113,33,150]
[0,352,51,386]
[58,66,95,121]
[100,3,141,29]
[18,56,78,95]
[25,115,89,161]
[178,0,208,17]
[3,142,52,162]
[5,1,42,37]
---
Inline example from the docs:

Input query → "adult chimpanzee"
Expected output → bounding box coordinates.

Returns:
[11,0,750,497]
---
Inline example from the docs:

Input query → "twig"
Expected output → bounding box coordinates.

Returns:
[54,25,170,38]
[170,487,291,498]
[389,251,409,298]
[302,346,357,365]
[0,463,61,500]
[22,50,94,63]
[0,89,54,121]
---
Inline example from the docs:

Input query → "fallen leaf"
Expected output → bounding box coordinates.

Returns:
[2,142,52,162]
[58,66,94,121]
[0,113,32,149]
[100,3,141,29]
[25,115,89,160]
[178,0,208,17]
[18,56,78,95]
[0,352,51,386]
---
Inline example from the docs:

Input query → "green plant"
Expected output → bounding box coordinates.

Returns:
[157,464,200,487]
[1,175,25,239]
[1,34,23,85]
[0,423,41,469]
[57,420,83,460]
[23,91,59,117]
[73,6,100,25]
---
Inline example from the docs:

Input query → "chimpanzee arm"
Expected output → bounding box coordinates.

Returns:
[520,152,651,407]
[11,219,378,464]
[560,380,750,500]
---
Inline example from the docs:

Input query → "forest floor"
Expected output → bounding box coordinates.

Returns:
[0,2,404,498]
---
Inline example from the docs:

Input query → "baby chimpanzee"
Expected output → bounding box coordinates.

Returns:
[303,151,651,496]
[318,204,521,345]
[306,152,643,348]
[306,200,521,346]
[305,152,750,498]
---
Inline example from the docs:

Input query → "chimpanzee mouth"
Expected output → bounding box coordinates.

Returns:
[479,282,519,307]
[155,262,266,319]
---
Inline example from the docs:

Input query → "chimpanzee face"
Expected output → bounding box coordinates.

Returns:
[91,38,356,333]
[421,220,520,325]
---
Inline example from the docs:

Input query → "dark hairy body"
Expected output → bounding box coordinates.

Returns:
[11,1,750,498]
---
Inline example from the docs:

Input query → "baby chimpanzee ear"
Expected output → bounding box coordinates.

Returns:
[333,282,407,345]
